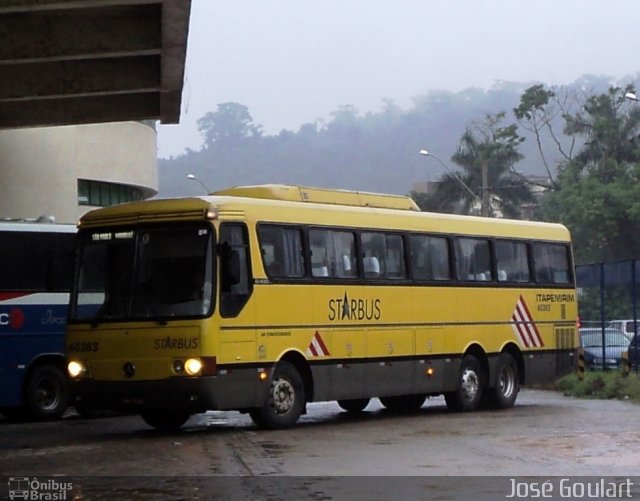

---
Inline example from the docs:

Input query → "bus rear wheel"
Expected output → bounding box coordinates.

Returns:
[445,354,483,412]
[337,398,370,413]
[25,364,68,421]
[250,361,305,429]
[380,394,426,412]
[488,352,519,409]
[141,411,192,431]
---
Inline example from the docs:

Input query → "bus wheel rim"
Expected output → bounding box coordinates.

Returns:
[271,378,295,414]
[499,365,515,398]
[460,368,479,402]
[36,378,59,410]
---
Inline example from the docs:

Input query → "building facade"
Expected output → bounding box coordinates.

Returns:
[0,122,157,224]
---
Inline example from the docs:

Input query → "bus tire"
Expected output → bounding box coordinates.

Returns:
[380,394,426,412]
[25,364,68,421]
[444,354,483,412]
[488,352,519,409]
[337,398,370,413]
[250,361,305,429]
[141,411,191,431]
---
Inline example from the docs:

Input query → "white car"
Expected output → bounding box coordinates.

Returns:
[607,319,638,341]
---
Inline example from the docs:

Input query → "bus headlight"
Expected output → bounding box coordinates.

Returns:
[68,360,87,378]
[184,358,202,376]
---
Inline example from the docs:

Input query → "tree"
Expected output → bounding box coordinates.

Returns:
[564,85,640,175]
[427,113,536,218]
[540,85,640,263]
[514,84,582,188]
[197,102,262,148]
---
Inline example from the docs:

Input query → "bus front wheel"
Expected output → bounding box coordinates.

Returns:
[445,354,483,412]
[25,364,68,420]
[250,361,305,429]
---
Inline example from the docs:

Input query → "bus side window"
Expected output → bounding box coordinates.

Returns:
[309,228,356,279]
[257,225,305,278]
[495,240,530,283]
[533,243,571,285]
[220,223,253,318]
[455,237,492,281]
[362,231,407,279]
[361,231,384,278]
[409,234,451,281]
[50,233,76,291]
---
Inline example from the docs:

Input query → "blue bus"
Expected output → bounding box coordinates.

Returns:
[0,222,75,420]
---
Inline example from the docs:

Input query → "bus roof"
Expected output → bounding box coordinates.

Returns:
[211,184,421,211]
[78,185,571,242]
[0,221,76,233]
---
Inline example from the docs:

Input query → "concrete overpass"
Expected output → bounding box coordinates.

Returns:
[0,0,191,129]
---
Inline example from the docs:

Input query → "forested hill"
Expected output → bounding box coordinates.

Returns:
[158,75,621,198]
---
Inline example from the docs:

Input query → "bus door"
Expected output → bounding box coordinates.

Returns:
[216,223,257,407]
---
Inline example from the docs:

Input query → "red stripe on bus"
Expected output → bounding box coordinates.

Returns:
[314,331,330,356]
[518,295,544,347]
[512,313,531,347]
[0,292,31,301]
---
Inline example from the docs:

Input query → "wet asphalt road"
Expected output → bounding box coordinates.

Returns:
[1,389,639,499]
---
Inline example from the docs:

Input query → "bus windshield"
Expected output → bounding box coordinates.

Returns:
[70,224,214,323]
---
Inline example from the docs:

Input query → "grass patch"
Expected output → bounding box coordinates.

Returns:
[555,371,640,401]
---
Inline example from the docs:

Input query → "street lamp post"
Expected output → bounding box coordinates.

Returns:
[480,160,489,218]
[187,173,211,194]
[419,149,486,215]
[625,92,639,102]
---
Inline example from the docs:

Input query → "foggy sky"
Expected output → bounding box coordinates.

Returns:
[157,0,640,158]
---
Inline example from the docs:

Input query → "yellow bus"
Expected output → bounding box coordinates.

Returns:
[66,185,578,430]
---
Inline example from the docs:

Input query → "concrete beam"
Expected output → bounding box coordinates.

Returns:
[0,5,161,62]
[0,92,160,128]
[0,0,190,128]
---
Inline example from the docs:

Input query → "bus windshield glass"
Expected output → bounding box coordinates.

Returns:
[70,224,214,322]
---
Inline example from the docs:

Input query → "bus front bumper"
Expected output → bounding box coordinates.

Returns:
[69,370,268,414]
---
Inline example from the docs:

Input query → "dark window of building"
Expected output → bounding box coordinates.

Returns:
[77,179,144,207]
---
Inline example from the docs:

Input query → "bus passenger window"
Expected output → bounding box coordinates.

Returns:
[309,229,356,279]
[495,240,530,283]
[409,234,450,281]
[533,243,571,284]
[361,232,406,280]
[455,238,493,282]
[257,225,304,278]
